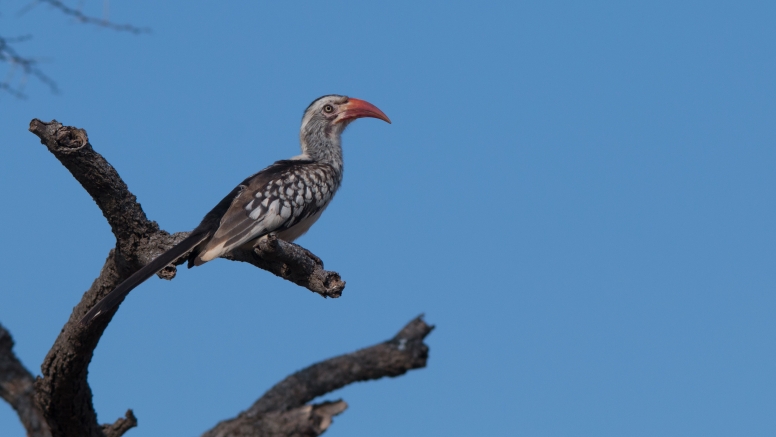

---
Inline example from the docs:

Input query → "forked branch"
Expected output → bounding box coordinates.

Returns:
[2,119,428,437]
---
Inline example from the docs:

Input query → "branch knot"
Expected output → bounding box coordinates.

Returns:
[54,126,89,153]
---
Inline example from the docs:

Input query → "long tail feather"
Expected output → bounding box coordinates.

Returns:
[80,232,209,325]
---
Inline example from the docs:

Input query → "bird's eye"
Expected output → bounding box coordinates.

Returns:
[323,104,334,113]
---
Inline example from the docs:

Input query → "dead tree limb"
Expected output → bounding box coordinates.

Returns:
[227,235,345,298]
[4,119,423,437]
[202,316,434,437]
[0,324,52,437]
[28,119,345,296]
[27,118,345,436]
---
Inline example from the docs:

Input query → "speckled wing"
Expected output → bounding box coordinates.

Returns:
[192,159,339,265]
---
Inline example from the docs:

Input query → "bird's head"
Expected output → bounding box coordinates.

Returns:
[299,95,390,156]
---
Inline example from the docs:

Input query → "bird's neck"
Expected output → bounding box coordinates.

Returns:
[299,131,344,173]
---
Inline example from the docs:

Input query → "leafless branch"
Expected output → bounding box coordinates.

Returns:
[1,1,149,98]
[28,119,346,295]
[23,119,352,436]
[227,234,345,298]
[0,324,52,437]
[30,0,151,34]
[4,118,431,437]
[0,35,59,98]
[101,410,138,437]
[203,316,434,437]
[28,119,161,248]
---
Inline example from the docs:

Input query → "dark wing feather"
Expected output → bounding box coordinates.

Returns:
[80,161,328,325]
[80,231,210,325]
[81,172,255,324]
[192,159,324,265]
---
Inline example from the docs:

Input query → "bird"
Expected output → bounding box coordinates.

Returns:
[80,95,390,325]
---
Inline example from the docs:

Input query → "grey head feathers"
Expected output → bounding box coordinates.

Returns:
[299,95,350,168]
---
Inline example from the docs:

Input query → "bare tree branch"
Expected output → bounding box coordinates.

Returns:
[0,35,59,98]
[16,118,430,436]
[1,1,149,97]
[101,410,137,437]
[201,401,349,437]
[251,316,432,415]
[30,0,151,34]
[28,119,346,294]
[28,119,158,245]
[25,119,348,436]
[32,248,134,437]
[202,316,434,437]
[0,324,52,437]
[227,235,345,298]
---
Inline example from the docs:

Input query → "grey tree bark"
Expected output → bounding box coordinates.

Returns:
[0,119,432,437]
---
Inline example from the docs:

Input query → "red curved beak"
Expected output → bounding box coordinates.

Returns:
[336,98,391,124]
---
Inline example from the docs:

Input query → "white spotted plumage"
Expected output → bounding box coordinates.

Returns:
[195,161,342,264]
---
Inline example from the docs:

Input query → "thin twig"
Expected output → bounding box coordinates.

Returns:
[2,1,149,97]
[0,35,59,97]
[34,0,151,34]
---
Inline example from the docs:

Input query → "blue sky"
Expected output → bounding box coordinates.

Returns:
[1,1,775,436]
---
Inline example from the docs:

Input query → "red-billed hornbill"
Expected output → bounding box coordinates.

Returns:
[80,95,390,325]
